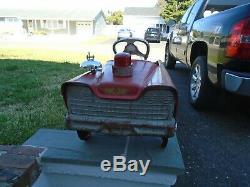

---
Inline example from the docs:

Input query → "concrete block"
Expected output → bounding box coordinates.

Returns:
[24,129,185,187]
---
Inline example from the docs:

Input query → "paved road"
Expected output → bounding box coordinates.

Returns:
[169,64,250,187]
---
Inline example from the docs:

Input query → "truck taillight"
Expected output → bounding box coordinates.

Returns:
[226,17,250,60]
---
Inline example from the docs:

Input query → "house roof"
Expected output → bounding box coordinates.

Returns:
[124,7,160,16]
[0,9,104,21]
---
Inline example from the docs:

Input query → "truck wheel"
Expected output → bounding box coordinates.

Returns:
[189,56,212,109]
[77,130,91,141]
[164,43,176,69]
[161,136,168,148]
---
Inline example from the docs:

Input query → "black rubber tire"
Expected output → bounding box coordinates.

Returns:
[77,130,91,141]
[164,43,176,69]
[161,136,168,148]
[189,56,213,109]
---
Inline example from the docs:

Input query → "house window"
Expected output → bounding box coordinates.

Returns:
[41,20,47,28]
[0,17,5,22]
[162,24,167,33]
[5,17,17,22]
[58,20,66,29]
[28,20,33,27]
[156,24,166,33]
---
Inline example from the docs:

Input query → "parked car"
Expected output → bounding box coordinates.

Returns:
[144,27,161,43]
[165,0,250,109]
[117,28,132,40]
[61,38,178,148]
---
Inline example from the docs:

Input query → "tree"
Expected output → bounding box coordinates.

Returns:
[160,0,194,21]
[106,11,123,25]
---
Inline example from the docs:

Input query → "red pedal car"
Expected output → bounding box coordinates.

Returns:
[61,38,178,148]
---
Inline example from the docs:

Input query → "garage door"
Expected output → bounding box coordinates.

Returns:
[76,22,92,35]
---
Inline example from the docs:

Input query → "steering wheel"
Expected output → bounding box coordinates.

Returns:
[113,38,150,60]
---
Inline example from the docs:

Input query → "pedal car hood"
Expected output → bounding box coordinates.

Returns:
[61,60,177,101]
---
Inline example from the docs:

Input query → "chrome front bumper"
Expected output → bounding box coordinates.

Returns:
[222,70,250,96]
[66,114,177,137]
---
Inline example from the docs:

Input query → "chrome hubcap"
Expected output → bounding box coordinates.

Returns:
[190,64,202,100]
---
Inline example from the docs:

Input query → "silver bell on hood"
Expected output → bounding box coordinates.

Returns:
[80,52,102,73]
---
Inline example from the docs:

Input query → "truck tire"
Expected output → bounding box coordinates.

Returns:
[164,43,176,69]
[77,130,91,141]
[189,56,212,109]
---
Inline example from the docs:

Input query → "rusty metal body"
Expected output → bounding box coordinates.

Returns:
[61,39,178,147]
[62,60,178,138]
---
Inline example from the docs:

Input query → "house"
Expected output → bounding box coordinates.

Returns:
[123,7,167,37]
[0,9,106,35]
[0,17,23,34]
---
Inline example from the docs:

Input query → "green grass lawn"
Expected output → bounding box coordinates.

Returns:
[0,48,107,63]
[0,39,115,144]
[0,58,85,144]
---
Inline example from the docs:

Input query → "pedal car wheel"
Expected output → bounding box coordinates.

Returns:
[77,130,91,141]
[161,136,169,148]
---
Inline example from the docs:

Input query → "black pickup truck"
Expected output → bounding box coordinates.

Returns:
[164,0,250,108]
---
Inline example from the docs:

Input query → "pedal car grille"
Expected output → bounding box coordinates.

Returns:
[66,86,175,121]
